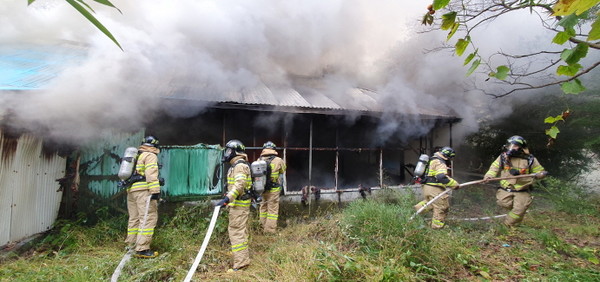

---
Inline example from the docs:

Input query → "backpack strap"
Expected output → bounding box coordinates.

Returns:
[263,155,278,189]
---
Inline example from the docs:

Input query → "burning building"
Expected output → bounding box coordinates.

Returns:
[0,41,460,246]
[0,0,475,247]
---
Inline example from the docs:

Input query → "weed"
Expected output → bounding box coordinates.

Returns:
[535,177,600,216]
[1,187,599,281]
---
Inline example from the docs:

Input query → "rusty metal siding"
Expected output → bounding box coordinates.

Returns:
[0,132,65,246]
[79,130,146,199]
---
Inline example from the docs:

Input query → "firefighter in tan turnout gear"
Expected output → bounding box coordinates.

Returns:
[258,141,286,234]
[484,135,547,227]
[126,136,162,258]
[215,139,253,272]
[413,147,460,229]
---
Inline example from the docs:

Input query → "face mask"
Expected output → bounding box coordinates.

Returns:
[222,148,235,162]
[506,144,521,156]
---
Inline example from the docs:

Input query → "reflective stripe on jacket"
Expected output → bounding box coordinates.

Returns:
[423,152,458,189]
[484,151,545,191]
[226,154,252,207]
[129,145,160,193]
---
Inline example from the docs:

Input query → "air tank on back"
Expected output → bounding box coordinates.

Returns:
[413,154,430,177]
[250,159,268,194]
[118,147,138,181]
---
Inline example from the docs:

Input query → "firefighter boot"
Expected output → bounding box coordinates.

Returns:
[134,249,158,258]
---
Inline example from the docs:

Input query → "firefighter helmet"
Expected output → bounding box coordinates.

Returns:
[222,139,245,163]
[507,135,527,148]
[439,146,456,159]
[142,136,159,147]
[263,141,276,149]
[505,135,527,156]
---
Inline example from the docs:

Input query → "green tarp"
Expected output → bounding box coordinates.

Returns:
[159,144,223,199]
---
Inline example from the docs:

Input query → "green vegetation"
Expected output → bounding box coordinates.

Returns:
[1,181,599,281]
[463,92,600,180]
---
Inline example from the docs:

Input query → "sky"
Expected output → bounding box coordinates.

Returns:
[0,0,568,144]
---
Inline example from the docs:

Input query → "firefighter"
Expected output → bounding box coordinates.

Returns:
[126,135,161,258]
[483,135,547,227]
[258,141,286,234]
[413,147,460,229]
[215,139,252,272]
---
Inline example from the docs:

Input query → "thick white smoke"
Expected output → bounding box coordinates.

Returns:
[0,0,561,144]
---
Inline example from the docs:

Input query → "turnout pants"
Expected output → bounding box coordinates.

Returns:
[229,205,250,269]
[414,184,449,229]
[496,189,533,226]
[259,189,280,233]
[125,189,158,251]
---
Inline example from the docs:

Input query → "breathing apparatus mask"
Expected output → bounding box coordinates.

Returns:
[222,147,236,163]
[505,143,522,156]
[222,139,245,163]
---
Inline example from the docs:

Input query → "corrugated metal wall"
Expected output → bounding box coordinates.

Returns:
[77,132,224,211]
[0,131,66,246]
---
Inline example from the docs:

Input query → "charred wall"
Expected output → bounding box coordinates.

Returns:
[146,107,445,193]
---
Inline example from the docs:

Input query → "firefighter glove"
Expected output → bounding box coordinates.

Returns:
[150,193,160,200]
[482,175,492,184]
[509,169,520,176]
[215,197,229,207]
[536,171,548,179]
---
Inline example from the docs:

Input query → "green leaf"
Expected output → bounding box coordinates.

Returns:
[75,0,96,13]
[545,126,560,139]
[446,22,459,41]
[455,37,469,56]
[560,43,589,65]
[544,114,564,124]
[463,50,477,66]
[552,27,575,45]
[28,0,36,5]
[589,17,600,41]
[433,0,451,10]
[495,65,509,80]
[441,12,457,30]
[557,63,582,76]
[93,0,122,14]
[66,0,122,50]
[561,79,586,94]
[588,256,599,264]
[466,59,480,77]
[557,13,580,29]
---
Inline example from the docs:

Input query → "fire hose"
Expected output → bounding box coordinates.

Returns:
[409,172,545,221]
[111,195,153,282]
[184,205,222,282]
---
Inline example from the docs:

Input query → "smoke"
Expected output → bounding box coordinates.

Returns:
[0,0,563,144]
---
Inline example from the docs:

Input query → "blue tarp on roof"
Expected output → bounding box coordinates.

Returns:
[0,43,86,90]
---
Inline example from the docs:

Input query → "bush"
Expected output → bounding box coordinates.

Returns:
[535,177,600,216]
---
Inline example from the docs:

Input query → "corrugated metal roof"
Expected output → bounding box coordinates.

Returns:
[160,81,457,118]
[0,43,457,119]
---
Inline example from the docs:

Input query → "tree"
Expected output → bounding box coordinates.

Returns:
[423,0,600,141]
[462,91,600,180]
[28,0,122,50]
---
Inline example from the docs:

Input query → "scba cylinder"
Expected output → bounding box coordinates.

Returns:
[118,147,138,181]
[413,154,429,177]
[251,159,268,194]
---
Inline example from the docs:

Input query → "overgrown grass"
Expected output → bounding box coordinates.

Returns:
[1,184,599,281]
